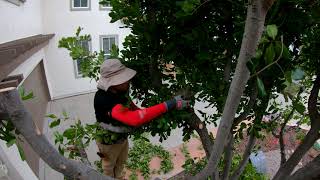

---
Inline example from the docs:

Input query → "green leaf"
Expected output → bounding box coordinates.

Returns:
[63,128,76,139]
[49,119,61,128]
[265,44,275,64]
[293,102,306,115]
[58,145,64,155]
[18,86,25,97]
[62,110,69,120]
[282,46,290,59]
[257,77,267,97]
[110,44,119,58]
[274,41,290,60]
[21,91,34,101]
[76,27,82,36]
[6,138,16,147]
[266,25,278,40]
[46,114,57,119]
[254,49,263,59]
[285,71,292,83]
[259,36,269,44]
[17,144,26,161]
[292,68,305,80]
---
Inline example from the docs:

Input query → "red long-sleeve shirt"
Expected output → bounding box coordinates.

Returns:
[111,103,167,127]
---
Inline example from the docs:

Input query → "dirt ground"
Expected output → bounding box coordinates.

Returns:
[235,126,320,169]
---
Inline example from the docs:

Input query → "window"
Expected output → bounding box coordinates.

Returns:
[100,35,118,59]
[74,40,91,78]
[71,0,90,11]
[5,0,26,6]
[99,1,111,10]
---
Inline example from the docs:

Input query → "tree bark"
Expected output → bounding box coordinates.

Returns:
[78,142,91,166]
[278,126,286,166]
[221,135,234,180]
[273,129,320,180]
[273,73,320,180]
[278,87,304,166]
[188,112,213,158]
[230,133,256,180]
[0,89,114,180]
[191,0,275,179]
[289,155,320,180]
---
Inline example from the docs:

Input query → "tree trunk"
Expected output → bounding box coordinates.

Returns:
[273,73,320,180]
[0,89,114,180]
[188,112,213,158]
[191,0,275,179]
[221,135,234,180]
[289,155,320,180]
[272,126,320,180]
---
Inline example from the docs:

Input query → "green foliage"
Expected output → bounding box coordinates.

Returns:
[94,160,103,173]
[0,87,34,161]
[19,86,35,101]
[58,27,105,81]
[59,0,320,178]
[129,172,139,180]
[181,149,268,179]
[126,136,173,179]
[62,0,320,145]
[295,129,305,141]
[257,77,267,97]
[266,25,278,40]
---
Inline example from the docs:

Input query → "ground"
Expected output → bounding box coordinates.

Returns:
[124,126,319,180]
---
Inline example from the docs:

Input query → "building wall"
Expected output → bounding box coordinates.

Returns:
[0,140,38,180]
[18,61,50,177]
[0,0,43,44]
[0,0,48,180]
[42,0,131,99]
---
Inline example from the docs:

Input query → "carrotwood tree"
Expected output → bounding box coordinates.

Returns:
[1,0,320,179]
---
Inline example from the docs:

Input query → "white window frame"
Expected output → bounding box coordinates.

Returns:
[74,40,92,78]
[5,0,26,6]
[70,0,91,11]
[99,1,112,10]
[100,35,119,59]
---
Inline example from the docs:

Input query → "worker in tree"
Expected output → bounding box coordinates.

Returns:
[94,59,190,179]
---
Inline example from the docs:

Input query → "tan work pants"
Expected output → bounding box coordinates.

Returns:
[96,139,129,179]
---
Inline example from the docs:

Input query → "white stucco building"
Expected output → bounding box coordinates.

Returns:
[42,0,131,99]
[0,0,131,179]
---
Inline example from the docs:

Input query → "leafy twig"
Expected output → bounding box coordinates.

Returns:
[192,0,211,14]
[250,35,284,79]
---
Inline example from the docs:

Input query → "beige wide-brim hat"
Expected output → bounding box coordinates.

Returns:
[97,59,136,91]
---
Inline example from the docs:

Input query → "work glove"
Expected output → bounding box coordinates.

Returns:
[164,95,191,111]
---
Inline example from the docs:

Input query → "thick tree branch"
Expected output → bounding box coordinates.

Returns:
[273,73,320,180]
[308,73,320,127]
[273,128,320,180]
[188,112,213,158]
[278,88,303,166]
[191,1,275,179]
[270,114,282,138]
[221,135,234,180]
[289,154,320,180]
[0,89,114,180]
[78,142,91,166]
[278,125,287,166]
[279,104,296,165]
[230,132,256,180]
